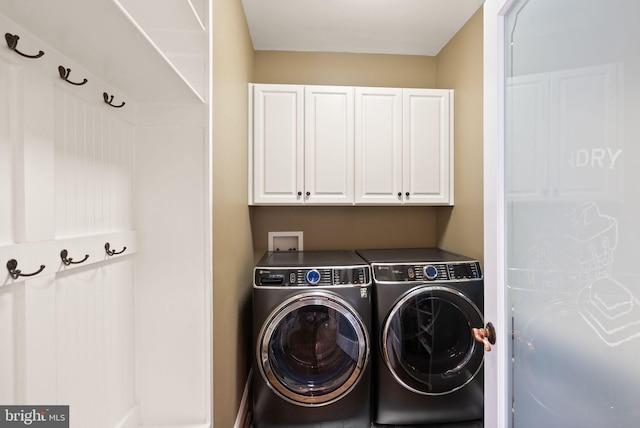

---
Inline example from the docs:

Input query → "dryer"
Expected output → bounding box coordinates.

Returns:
[356,248,485,426]
[252,250,372,427]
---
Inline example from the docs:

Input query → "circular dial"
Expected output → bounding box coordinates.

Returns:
[423,265,438,280]
[305,269,321,285]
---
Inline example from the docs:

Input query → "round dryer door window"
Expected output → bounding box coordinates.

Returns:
[258,291,369,406]
[382,285,484,395]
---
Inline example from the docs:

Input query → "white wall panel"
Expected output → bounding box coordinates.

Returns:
[22,65,55,242]
[0,7,210,427]
[135,123,209,425]
[54,90,134,239]
[0,57,15,245]
[0,284,17,402]
[23,275,57,403]
[0,13,138,428]
[55,259,135,428]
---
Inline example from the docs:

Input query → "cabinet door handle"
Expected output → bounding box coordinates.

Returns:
[397,192,402,199]
[306,191,310,197]
[405,192,410,198]
[297,191,302,197]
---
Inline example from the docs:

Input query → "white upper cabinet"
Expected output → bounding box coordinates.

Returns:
[355,87,454,205]
[402,88,454,205]
[305,86,355,204]
[251,84,354,205]
[251,84,304,204]
[354,87,404,204]
[250,84,454,206]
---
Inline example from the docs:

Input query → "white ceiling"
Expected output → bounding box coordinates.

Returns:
[241,0,484,56]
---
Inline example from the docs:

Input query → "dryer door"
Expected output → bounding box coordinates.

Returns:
[382,285,484,395]
[258,291,369,406]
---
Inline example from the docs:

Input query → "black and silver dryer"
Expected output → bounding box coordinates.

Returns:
[356,248,485,426]
[252,250,372,427]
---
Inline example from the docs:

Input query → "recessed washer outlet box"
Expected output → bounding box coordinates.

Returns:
[268,231,303,251]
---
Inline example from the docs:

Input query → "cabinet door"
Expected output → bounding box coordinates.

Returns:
[402,88,454,205]
[304,86,354,204]
[251,84,304,204]
[355,87,403,204]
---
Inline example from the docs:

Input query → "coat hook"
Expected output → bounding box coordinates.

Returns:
[4,33,44,59]
[103,92,125,108]
[60,249,90,266]
[105,242,126,256]
[58,66,87,86]
[6,259,46,280]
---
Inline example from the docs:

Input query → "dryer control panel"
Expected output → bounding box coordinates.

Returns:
[372,261,482,282]
[254,266,371,287]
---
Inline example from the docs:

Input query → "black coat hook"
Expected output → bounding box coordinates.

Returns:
[103,92,125,108]
[5,33,44,59]
[6,259,45,279]
[105,242,126,256]
[58,66,87,86]
[60,249,89,266]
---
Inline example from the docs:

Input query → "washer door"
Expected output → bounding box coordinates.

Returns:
[258,291,369,406]
[382,285,484,395]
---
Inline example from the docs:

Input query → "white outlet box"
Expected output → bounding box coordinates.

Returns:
[268,231,303,251]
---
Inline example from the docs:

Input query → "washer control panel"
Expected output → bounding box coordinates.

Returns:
[254,266,371,287]
[372,261,482,282]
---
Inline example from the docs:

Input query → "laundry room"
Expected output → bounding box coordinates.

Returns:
[3,0,640,427]
[227,0,485,426]
[0,0,483,427]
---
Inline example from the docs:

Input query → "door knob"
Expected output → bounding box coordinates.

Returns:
[473,322,496,352]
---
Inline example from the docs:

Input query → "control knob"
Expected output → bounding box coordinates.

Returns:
[306,269,321,285]
[423,265,438,280]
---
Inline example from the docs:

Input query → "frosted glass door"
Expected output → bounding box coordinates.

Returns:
[505,1,640,426]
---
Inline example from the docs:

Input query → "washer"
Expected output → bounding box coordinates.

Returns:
[252,250,372,427]
[356,248,485,426]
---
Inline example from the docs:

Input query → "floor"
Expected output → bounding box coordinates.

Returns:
[251,420,483,427]
[372,421,483,428]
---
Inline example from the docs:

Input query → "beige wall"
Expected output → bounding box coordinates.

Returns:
[251,52,441,257]
[251,206,438,260]
[435,7,484,263]
[212,0,255,426]
[253,51,436,87]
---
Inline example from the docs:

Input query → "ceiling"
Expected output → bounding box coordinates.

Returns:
[241,0,484,56]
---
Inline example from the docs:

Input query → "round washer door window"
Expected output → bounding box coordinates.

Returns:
[382,285,484,395]
[258,291,369,406]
